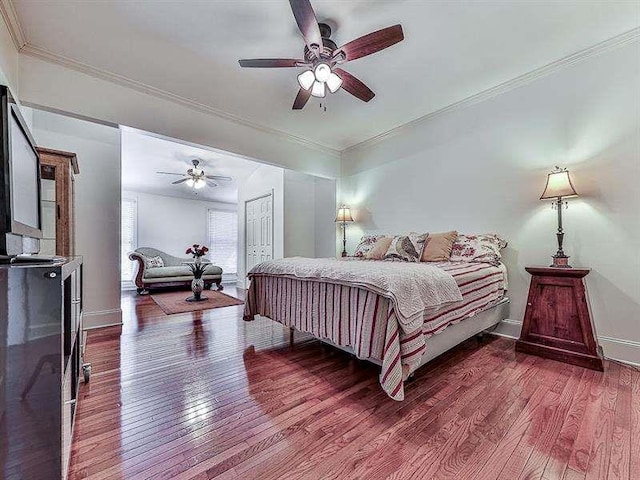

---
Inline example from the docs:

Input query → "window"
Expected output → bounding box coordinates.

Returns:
[121,198,138,284]
[207,209,238,278]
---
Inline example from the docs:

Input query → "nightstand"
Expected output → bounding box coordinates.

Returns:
[516,266,604,371]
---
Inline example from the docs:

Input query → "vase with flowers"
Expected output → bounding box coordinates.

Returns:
[184,244,210,302]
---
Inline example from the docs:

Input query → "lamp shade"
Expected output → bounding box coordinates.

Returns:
[297,70,315,91]
[540,168,578,199]
[335,206,354,223]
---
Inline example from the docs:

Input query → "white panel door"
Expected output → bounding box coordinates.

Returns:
[246,193,273,273]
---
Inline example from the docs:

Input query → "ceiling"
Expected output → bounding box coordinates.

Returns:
[10,1,640,151]
[121,128,261,204]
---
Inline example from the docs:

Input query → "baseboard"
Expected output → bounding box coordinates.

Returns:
[599,336,640,367]
[83,308,123,330]
[29,323,60,341]
[222,274,238,284]
[487,318,522,339]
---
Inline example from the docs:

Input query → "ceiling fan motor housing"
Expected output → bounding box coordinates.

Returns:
[304,23,338,64]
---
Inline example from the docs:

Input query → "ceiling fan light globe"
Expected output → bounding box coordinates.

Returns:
[314,63,331,83]
[194,179,206,189]
[311,80,326,98]
[186,178,195,188]
[326,72,343,93]
[297,70,315,91]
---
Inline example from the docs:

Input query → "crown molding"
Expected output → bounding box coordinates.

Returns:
[2,0,637,160]
[20,44,341,158]
[0,0,26,50]
[343,27,640,156]
[0,2,340,158]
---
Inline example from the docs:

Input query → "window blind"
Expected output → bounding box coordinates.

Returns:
[121,198,137,282]
[207,209,238,275]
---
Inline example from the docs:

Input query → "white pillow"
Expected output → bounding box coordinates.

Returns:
[144,255,164,269]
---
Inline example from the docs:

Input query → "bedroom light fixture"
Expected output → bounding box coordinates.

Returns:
[335,205,354,257]
[297,65,343,97]
[314,63,331,82]
[326,72,343,93]
[311,80,326,98]
[297,70,315,90]
[540,166,578,268]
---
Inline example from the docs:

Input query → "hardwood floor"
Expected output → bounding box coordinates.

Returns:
[68,288,639,480]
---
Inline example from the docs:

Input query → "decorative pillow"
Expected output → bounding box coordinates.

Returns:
[450,234,508,265]
[383,233,428,262]
[353,235,384,258]
[365,236,393,260]
[421,231,458,262]
[144,255,164,269]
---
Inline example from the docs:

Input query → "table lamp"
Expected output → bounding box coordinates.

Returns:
[540,166,578,268]
[335,205,354,257]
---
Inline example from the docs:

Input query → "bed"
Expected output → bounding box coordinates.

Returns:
[243,257,509,400]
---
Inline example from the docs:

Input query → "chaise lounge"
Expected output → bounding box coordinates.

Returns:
[129,247,223,294]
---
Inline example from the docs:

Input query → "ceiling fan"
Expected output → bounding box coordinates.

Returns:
[156,159,232,189]
[238,0,404,110]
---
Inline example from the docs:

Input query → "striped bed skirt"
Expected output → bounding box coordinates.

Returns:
[244,275,445,401]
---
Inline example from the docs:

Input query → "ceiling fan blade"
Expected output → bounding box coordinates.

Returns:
[205,175,232,181]
[172,178,190,185]
[292,88,312,110]
[156,171,186,176]
[334,68,375,102]
[335,24,404,63]
[239,58,306,68]
[206,180,219,187]
[289,0,322,55]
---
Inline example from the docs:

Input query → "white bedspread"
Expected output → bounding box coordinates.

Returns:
[248,257,463,332]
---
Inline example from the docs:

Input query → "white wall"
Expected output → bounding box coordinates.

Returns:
[284,170,316,258]
[314,176,337,258]
[123,190,235,259]
[283,170,336,259]
[29,109,122,329]
[340,41,640,365]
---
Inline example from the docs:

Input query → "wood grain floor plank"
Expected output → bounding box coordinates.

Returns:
[431,356,545,480]
[542,368,593,480]
[66,290,637,480]
[566,360,608,475]
[517,365,584,480]
[326,344,521,480]
[584,362,621,480]
[476,363,573,480]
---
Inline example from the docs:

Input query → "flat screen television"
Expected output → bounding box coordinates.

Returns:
[0,85,42,256]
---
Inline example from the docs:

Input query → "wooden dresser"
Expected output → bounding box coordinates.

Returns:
[38,147,79,257]
[0,257,86,479]
[516,266,603,371]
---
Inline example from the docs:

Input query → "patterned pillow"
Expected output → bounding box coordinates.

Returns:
[383,233,428,262]
[353,235,384,258]
[144,255,164,269]
[450,234,507,265]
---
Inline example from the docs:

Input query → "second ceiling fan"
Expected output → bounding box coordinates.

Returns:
[156,159,232,190]
[239,0,404,110]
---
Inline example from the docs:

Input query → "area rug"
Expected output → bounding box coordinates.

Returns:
[151,290,244,315]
